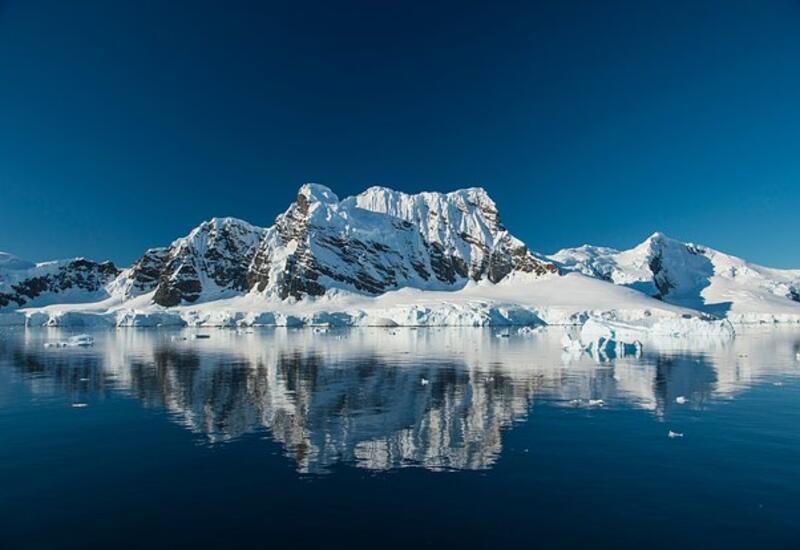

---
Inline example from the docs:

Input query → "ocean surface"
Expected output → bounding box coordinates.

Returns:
[2,326,800,548]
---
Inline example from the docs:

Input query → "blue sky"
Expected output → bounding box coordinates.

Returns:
[1,0,799,267]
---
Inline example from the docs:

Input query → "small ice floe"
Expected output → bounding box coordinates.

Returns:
[79,377,90,382]
[568,399,583,407]
[517,326,543,336]
[667,430,684,439]
[773,381,784,387]
[675,396,688,405]
[313,327,328,334]
[44,334,95,348]
[795,352,800,361]
[191,334,210,340]
[588,399,605,407]
[420,377,429,386]
[71,403,88,408]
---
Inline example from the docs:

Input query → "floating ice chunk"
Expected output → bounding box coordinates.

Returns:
[795,352,800,361]
[72,403,88,408]
[44,334,95,348]
[675,396,688,405]
[496,331,510,338]
[667,430,684,438]
[517,326,543,336]
[420,378,429,386]
[588,399,605,407]
[79,377,90,382]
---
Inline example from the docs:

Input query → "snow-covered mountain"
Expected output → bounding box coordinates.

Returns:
[0,253,119,310]
[2,184,797,329]
[550,232,800,321]
[112,183,557,306]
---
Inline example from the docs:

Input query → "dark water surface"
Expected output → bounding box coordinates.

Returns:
[2,327,800,549]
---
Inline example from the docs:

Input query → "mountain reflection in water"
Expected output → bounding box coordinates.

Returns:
[3,327,799,474]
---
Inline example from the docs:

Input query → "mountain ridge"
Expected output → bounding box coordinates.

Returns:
[2,185,799,327]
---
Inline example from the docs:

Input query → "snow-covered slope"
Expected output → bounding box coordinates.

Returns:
[551,232,800,322]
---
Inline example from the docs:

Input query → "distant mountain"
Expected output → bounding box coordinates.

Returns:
[550,232,800,319]
[0,254,119,310]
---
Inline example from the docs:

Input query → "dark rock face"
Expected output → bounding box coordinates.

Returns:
[153,264,203,306]
[0,259,119,309]
[488,235,558,283]
[649,252,673,299]
[126,248,170,295]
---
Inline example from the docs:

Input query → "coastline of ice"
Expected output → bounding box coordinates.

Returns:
[1,273,740,347]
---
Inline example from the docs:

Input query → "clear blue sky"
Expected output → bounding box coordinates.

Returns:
[1,0,799,267]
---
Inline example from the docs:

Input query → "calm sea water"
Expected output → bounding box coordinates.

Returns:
[2,326,800,549]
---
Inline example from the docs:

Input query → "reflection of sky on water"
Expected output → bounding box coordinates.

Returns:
[3,327,800,474]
